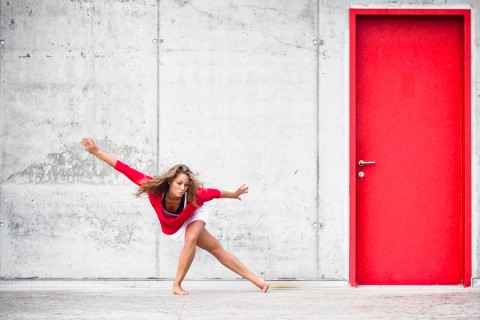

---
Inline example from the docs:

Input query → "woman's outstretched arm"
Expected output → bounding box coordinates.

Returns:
[81,138,117,168]
[81,138,152,186]
[220,184,249,200]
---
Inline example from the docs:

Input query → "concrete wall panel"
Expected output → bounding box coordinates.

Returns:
[0,0,158,278]
[317,4,349,279]
[157,0,319,279]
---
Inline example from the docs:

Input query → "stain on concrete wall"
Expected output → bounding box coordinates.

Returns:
[6,138,155,184]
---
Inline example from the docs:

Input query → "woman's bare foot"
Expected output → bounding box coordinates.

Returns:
[173,283,189,295]
[256,278,270,293]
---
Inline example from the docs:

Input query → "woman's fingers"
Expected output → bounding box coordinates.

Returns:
[235,184,248,200]
[81,138,99,154]
[84,138,94,147]
[238,184,248,194]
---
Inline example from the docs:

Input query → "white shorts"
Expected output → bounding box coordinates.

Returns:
[167,206,209,243]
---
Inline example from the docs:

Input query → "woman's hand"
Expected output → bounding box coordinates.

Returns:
[81,138,101,156]
[81,138,117,168]
[221,184,249,200]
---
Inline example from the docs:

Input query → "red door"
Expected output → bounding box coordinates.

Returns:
[352,12,470,285]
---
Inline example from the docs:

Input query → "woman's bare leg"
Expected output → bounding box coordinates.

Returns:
[173,220,206,295]
[196,228,269,292]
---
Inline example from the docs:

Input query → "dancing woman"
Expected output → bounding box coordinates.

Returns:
[81,138,269,295]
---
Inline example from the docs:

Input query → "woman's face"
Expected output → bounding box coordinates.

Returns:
[168,173,190,198]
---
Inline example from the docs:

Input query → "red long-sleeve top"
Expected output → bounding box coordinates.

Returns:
[114,160,221,235]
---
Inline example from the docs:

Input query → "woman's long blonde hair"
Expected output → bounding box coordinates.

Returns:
[136,164,203,206]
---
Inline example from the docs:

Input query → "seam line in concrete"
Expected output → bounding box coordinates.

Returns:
[89,0,97,129]
[0,0,3,278]
[315,0,320,279]
[178,295,188,320]
[156,0,161,279]
[156,0,161,173]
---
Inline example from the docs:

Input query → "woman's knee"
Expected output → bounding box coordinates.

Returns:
[209,244,225,259]
[184,233,199,249]
[183,221,205,248]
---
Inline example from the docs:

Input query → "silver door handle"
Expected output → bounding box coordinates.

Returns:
[358,160,376,166]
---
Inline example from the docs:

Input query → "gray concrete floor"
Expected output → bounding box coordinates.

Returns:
[1,282,479,319]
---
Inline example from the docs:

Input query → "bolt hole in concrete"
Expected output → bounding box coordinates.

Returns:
[0,40,5,45]
[313,222,324,229]
[0,222,4,227]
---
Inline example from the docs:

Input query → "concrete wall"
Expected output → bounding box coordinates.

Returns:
[0,0,478,282]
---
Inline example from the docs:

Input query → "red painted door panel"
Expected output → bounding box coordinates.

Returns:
[356,16,463,284]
